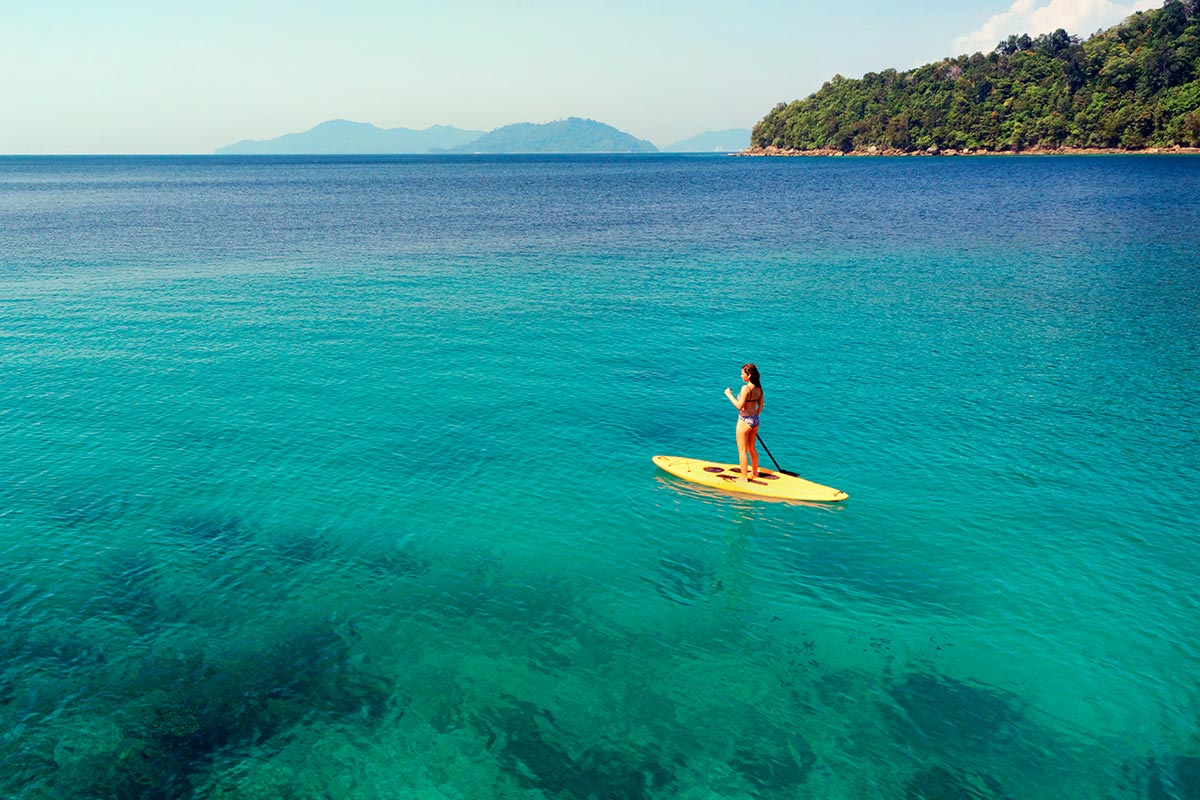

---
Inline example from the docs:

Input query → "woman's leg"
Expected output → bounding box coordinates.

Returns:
[736,422,751,479]
[748,427,759,478]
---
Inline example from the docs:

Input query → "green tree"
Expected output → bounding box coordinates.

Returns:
[750,0,1200,153]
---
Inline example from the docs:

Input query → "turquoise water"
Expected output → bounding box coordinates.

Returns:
[1,154,1198,798]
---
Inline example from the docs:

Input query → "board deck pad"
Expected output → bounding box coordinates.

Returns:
[653,455,848,502]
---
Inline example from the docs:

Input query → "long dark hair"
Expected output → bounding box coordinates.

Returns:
[743,363,762,391]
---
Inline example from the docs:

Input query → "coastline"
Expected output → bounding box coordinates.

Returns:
[740,145,1200,157]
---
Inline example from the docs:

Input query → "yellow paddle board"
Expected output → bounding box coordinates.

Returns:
[652,455,848,502]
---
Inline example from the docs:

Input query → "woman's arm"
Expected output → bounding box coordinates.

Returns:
[724,385,750,410]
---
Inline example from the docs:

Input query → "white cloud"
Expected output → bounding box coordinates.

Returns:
[952,0,1161,56]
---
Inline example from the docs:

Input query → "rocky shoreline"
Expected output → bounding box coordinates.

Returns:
[740,145,1200,157]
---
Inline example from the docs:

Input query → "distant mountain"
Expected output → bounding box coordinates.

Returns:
[215,119,484,154]
[445,117,657,153]
[662,129,752,152]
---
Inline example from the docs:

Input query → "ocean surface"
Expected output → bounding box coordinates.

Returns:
[1,153,1197,799]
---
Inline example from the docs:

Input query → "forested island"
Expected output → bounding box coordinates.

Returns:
[750,0,1200,155]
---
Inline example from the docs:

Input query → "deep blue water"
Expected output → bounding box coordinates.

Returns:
[1,154,1198,798]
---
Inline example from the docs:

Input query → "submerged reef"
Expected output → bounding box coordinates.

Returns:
[90,551,161,633]
[1145,754,1200,800]
[730,729,817,792]
[171,514,251,552]
[38,620,392,799]
[888,671,1027,755]
[649,551,723,605]
[904,765,1012,800]
[475,694,678,799]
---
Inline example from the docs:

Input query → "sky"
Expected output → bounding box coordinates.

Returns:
[1,0,1160,154]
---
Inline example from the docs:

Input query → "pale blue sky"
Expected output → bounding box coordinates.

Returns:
[1,0,1158,153]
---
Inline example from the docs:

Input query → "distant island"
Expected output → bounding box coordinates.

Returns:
[662,129,752,153]
[215,120,484,155]
[442,118,656,154]
[215,117,667,155]
[749,0,1200,155]
[215,117,751,155]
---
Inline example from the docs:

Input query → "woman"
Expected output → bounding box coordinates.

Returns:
[724,363,764,480]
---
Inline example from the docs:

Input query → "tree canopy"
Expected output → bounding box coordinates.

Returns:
[751,0,1200,153]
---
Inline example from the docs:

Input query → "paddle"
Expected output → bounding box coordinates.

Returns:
[755,433,799,477]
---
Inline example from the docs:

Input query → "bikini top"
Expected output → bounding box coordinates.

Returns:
[743,386,763,412]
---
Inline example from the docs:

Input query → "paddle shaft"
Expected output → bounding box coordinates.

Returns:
[755,433,799,478]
